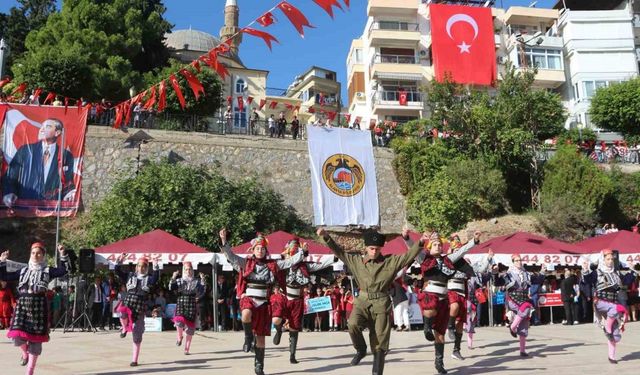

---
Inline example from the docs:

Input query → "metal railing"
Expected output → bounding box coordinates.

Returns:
[375,90,423,104]
[369,21,420,33]
[372,53,419,65]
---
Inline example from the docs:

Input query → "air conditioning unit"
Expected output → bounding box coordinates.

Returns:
[356,92,365,99]
[497,56,507,64]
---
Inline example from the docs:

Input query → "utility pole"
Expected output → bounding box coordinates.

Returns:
[0,38,8,78]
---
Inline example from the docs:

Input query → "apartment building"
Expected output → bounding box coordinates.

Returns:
[280,66,342,124]
[346,0,639,131]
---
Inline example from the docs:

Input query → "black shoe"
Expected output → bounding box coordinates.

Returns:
[451,350,464,361]
[562,322,570,326]
[176,338,182,346]
[130,362,138,367]
[509,326,517,338]
[120,331,127,338]
[350,350,367,366]
[243,322,254,353]
[372,350,386,375]
[520,351,529,357]
[290,355,298,364]
[20,357,28,366]
[254,347,265,375]
[435,343,447,374]
[424,317,435,342]
[608,357,618,364]
[289,331,299,364]
[273,329,282,346]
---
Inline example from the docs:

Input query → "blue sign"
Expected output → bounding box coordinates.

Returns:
[492,291,505,305]
[305,296,333,314]
[165,304,176,319]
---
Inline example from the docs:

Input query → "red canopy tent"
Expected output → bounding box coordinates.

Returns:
[575,230,640,264]
[95,229,215,266]
[467,232,586,265]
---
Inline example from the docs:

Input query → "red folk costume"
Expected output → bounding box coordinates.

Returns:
[0,283,16,328]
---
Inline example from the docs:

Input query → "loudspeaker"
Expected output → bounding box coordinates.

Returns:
[612,250,620,271]
[78,248,95,274]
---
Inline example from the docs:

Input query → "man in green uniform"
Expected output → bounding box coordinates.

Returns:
[317,227,426,375]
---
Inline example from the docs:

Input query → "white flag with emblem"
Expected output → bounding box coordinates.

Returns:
[307,125,379,226]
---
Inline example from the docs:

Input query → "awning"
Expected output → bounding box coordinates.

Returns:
[374,72,424,81]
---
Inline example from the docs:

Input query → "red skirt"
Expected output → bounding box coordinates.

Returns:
[240,297,271,337]
[286,298,304,331]
[419,292,449,335]
[448,291,467,322]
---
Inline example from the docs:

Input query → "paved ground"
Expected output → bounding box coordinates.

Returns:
[1,322,639,375]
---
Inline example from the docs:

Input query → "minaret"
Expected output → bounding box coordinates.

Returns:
[220,0,242,55]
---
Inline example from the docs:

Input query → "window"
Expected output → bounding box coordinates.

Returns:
[235,79,246,94]
[518,48,562,70]
[581,80,621,99]
[233,106,247,129]
[354,49,363,64]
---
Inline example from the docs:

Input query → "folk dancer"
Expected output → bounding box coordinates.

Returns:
[114,254,160,367]
[169,261,206,355]
[408,231,481,374]
[271,239,335,364]
[318,227,425,375]
[219,229,304,375]
[0,243,71,375]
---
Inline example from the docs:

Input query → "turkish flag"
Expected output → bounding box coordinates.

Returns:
[237,96,244,112]
[430,4,496,86]
[398,90,408,106]
[259,98,267,110]
[256,12,275,27]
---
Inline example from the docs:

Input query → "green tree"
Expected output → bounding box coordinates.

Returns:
[590,78,640,136]
[64,160,308,250]
[0,0,56,75]
[11,0,172,100]
[600,168,640,228]
[556,128,597,145]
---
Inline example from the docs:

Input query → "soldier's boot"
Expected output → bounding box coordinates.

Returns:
[447,317,456,341]
[372,350,386,375]
[273,323,283,345]
[254,347,265,375]
[289,332,299,364]
[350,349,367,366]
[242,322,254,353]
[435,343,447,374]
[423,316,435,342]
[349,329,367,365]
[452,332,465,360]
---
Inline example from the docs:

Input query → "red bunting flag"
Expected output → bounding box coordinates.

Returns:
[285,103,293,110]
[32,88,43,103]
[131,91,144,105]
[246,96,254,105]
[124,101,132,125]
[277,1,315,38]
[180,69,205,100]
[43,92,56,105]
[343,0,350,7]
[216,42,231,54]
[259,98,267,110]
[269,101,278,109]
[12,82,27,96]
[64,97,70,113]
[308,107,316,114]
[157,80,167,112]
[114,104,124,128]
[398,90,408,106]
[345,114,351,124]
[209,52,229,79]
[191,60,201,73]
[256,11,275,27]
[143,86,157,110]
[327,111,337,121]
[237,96,244,112]
[227,96,232,106]
[0,77,11,88]
[242,28,279,51]
[169,74,186,109]
[430,3,496,85]
[313,0,343,19]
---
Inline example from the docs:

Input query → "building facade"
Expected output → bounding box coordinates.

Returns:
[346,0,639,131]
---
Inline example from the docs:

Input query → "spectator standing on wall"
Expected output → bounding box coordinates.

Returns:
[276,112,287,139]
[268,114,276,138]
[291,115,300,140]
[250,109,259,135]
[223,106,233,135]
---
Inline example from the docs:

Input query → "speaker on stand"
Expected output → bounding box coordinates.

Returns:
[69,249,97,333]
[78,249,96,274]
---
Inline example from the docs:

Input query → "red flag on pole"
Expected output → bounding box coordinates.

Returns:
[345,114,351,124]
[157,80,167,112]
[237,96,244,112]
[64,97,70,114]
[114,104,124,128]
[313,0,343,19]
[398,90,408,106]
[180,69,205,100]
[429,4,496,85]
[259,98,267,110]
[43,92,56,105]
[242,28,279,51]
[11,82,27,96]
[327,111,337,121]
[256,11,275,27]
[269,101,278,109]
[0,77,11,88]
[191,60,201,73]
[247,96,254,105]
[32,88,43,103]
[169,74,186,109]
[277,1,315,38]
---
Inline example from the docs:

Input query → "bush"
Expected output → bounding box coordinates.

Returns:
[590,78,640,136]
[65,160,309,249]
[537,196,597,242]
[391,139,457,195]
[600,169,640,228]
[556,128,597,145]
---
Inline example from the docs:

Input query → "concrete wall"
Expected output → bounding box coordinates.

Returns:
[81,126,406,233]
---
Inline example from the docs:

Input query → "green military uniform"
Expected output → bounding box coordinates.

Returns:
[321,233,422,359]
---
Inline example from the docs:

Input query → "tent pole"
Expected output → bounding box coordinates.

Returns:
[212,254,218,332]
[488,279,494,327]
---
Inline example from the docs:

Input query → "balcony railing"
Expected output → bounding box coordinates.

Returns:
[371,53,418,66]
[375,90,422,104]
[369,21,419,33]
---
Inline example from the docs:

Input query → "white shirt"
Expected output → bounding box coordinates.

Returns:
[268,118,275,128]
[42,142,57,183]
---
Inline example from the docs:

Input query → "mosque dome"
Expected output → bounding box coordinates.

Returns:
[165,29,220,52]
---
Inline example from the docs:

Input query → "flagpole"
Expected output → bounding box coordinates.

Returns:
[54,127,65,269]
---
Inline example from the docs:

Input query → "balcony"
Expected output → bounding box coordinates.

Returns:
[633,13,640,28]
[504,7,558,27]
[368,0,419,18]
[369,21,421,46]
[373,90,423,114]
[369,53,424,79]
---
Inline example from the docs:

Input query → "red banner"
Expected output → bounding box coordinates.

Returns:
[0,104,88,218]
[430,4,496,85]
[538,293,563,307]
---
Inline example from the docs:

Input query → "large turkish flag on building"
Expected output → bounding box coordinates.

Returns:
[430,4,496,85]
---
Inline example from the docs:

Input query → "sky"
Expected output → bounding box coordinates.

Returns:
[1,0,559,99]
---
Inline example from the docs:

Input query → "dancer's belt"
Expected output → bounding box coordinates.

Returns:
[447,279,466,293]
[360,291,389,300]
[286,286,302,299]
[424,280,447,295]
[246,283,268,300]
[596,290,618,302]
[509,290,528,304]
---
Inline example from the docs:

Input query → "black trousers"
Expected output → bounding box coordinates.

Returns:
[217,303,228,330]
[277,125,285,138]
[292,127,299,140]
[563,301,578,323]
[580,297,593,322]
[91,302,103,328]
